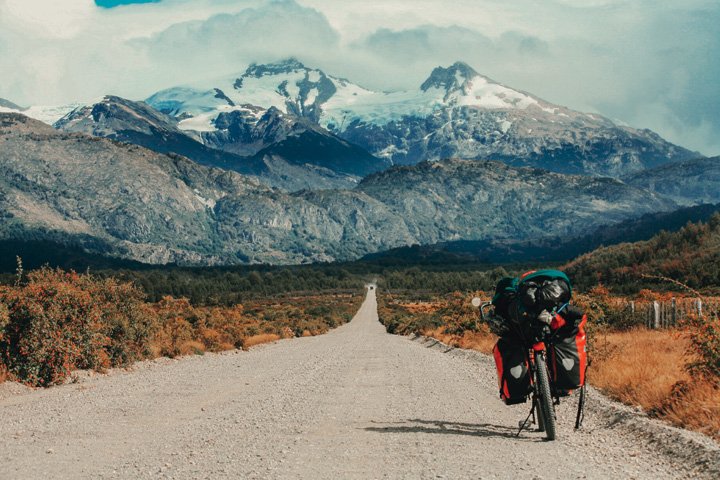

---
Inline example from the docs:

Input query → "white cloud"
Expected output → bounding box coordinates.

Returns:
[0,0,717,154]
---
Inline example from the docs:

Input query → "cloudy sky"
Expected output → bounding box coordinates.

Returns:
[1,0,718,154]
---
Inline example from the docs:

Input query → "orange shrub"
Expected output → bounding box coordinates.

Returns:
[151,316,195,358]
[0,267,362,387]
[0,268,156,386]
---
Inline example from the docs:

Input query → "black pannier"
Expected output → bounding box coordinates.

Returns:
[549,307,588,392]
[492,336,532,405]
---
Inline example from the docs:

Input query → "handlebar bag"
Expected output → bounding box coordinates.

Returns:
[493,336,532,405]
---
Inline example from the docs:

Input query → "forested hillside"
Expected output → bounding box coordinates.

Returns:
[564,213,720,292]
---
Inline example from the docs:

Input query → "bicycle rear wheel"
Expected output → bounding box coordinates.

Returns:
[535,352,556,440]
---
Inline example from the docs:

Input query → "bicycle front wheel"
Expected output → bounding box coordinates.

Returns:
[535,352,557,441]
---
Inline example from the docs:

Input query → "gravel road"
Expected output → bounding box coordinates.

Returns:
[1,288,718,479]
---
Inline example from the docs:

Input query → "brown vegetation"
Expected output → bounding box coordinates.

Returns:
[0,267,362,387]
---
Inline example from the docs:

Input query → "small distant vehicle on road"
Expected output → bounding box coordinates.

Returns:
[473,270,588,441]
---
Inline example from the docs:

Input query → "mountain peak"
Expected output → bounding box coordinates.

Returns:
[420,61,481,92]
[243,58,308,78]
[0,98,25,111]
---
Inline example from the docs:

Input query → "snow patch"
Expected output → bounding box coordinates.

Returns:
[304,88,318,106]
[179,113,217,132]
[23,104,85,125]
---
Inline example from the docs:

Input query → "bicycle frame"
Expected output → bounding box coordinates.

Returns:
[477,300,587,439]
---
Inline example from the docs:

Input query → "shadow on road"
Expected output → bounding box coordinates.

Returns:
[363,418,542,441]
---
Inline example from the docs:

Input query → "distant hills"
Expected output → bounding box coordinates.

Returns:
[362,202,720,266]
[564,212,720,292]
[0,112,679,266]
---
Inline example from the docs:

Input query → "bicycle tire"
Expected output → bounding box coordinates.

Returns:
[535,396,546,432]
[535,352,557,440]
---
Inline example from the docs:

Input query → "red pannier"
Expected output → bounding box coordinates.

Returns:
[492,336,532,405]
[549,308,588,392]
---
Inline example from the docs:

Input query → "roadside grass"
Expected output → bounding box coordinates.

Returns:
[242,333,282,349]
[378,291,720,441]
[590,329,691,411]
[0,267,362,387]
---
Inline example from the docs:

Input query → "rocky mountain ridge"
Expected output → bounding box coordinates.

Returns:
[0,112,679,266]
[53,96,389,191]
[623,156,720,206]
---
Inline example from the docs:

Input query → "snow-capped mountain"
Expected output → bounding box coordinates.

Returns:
[53,95,389,191]
[0,98,84,126]
[146,59,697,177]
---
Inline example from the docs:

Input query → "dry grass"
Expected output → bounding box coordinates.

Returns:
[177,340,206,356]
[242,333,281,349]
[591,328,692,410]
[589,328,720,441]
[657,380,720,440]
[423,327,496,354]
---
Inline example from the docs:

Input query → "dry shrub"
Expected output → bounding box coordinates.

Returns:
[591,328,691,410]
[151,316,194,358]
[0,267,156,386]
[242,333,281,349]
[0,267,362,387]
[177,340,206,356]
[402,301,444,314]
[655,379,720,441]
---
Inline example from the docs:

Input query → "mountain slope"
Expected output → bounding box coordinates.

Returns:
[55,96,387,191]
[0,112,680,266]
[356,160,676,244]
[361,202,720,265]
[147,59,697,177]
[564,212,720,291]
[623,156,720,206]
[0,112,262,264]
[0,98,24,111]
[54,95,258,173]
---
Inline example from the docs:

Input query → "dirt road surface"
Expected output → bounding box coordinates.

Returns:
[1,289,718,479]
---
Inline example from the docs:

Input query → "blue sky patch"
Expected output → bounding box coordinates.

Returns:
[96,0,161,8]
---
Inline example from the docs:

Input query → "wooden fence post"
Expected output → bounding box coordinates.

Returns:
[653,301,661,329]
[671,298,676,326]
[697,299,703,318]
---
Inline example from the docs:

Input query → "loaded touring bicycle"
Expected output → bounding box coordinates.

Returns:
[473,270,589,441]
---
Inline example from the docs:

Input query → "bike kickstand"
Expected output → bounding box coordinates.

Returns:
[516,402,536,437]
